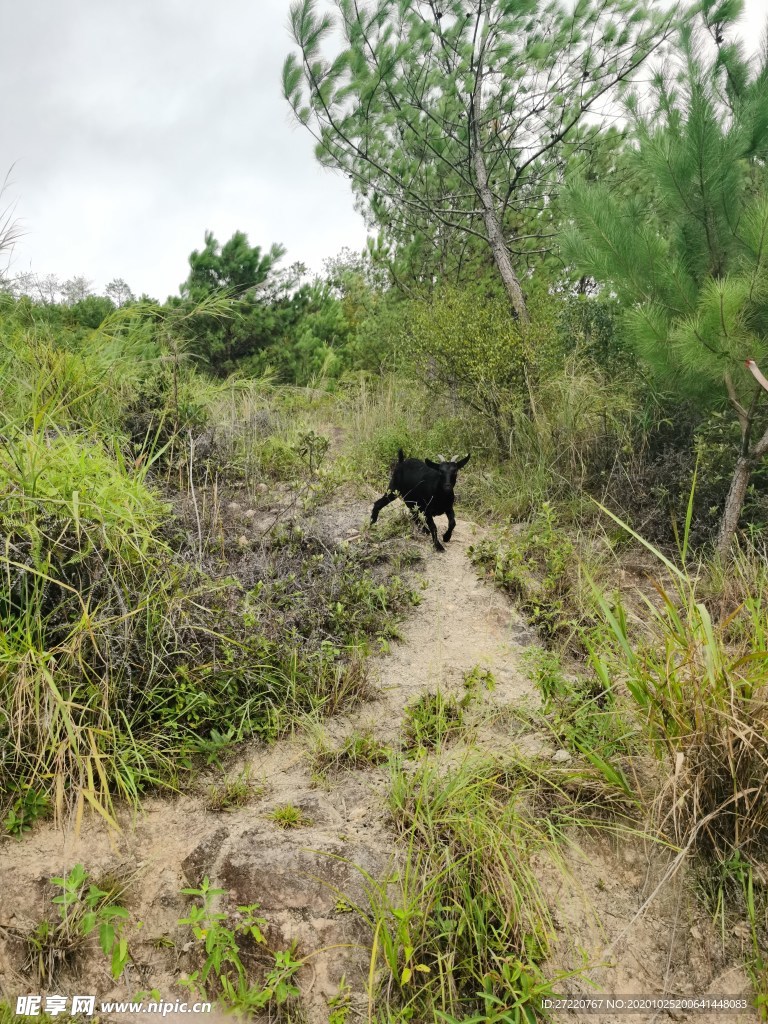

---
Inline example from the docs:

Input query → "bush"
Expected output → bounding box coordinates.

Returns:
[407,287,563,451]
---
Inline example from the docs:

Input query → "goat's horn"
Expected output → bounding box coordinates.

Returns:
[451,453,460,462]
[436,453,447,462]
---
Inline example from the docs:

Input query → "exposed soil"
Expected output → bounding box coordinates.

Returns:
[0,499,758,1023]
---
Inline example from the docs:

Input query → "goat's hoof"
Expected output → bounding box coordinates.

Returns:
[442,533,453,542]
[435,544,446,553]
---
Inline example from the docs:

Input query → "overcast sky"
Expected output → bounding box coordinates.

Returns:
[1,0,766,301]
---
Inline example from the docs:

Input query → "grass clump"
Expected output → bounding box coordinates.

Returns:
[343,374,480,484]
[402,691,465,752]
[207,769,263,812]
[590,510,768,862]
[594,568,768,860]
[310,729,389,776]
[0,426,190,819]
[357,754,555,1021]
[267,803,312,829]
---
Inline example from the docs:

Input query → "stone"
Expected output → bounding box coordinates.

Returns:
[180,828,229,885]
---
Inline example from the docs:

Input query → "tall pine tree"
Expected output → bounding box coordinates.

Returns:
[283,0,679,320]
[563,0,768,556]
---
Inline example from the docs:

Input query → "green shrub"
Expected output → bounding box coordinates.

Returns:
[408,287,562,450]
[471,504,602,649]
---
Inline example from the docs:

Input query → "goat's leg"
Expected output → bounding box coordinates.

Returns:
[371,491,397,523]
[407,503,431,535]
[443,508,456,543]
[426,513,445,552]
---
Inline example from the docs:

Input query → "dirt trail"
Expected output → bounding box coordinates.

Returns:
[337,515,538,745]
[0,508,756,1023]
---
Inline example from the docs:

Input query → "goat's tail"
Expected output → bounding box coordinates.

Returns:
[397,448,405,462]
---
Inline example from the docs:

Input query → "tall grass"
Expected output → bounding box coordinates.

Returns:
[0,422,219,823]
[590,512,768,860]
[355,754,556,1022]
[340,373,481,485]
[0,304,418,828]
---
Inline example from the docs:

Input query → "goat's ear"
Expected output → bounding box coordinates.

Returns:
[425,459,440,470]
[456,454,470,469]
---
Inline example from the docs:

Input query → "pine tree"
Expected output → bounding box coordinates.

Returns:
[563,0,768,556]
[283,0,679,320]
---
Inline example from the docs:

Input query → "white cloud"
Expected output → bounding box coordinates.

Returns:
[1,0,765,299]
[1,0,367,298]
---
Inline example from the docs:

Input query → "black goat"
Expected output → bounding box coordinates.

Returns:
[370,449,470,551]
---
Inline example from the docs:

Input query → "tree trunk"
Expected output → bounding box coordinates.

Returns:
[715,414,768,559]
[715,455,752,560]
[472,143,529,323]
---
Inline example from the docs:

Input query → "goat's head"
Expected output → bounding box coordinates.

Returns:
[425,453,470,490]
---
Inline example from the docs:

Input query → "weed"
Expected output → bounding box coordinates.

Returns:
[187,728,237,768]
[268,803,312,829]
[25,864,131,986]
[471,504,602,649]
[178,877,303,1017]
[206,768,263,812]
[296,429,330,474]
[524,646,634,769]
[355,754,556,1020]
[327,975,352,1024]
[461,664,496,704]
[310,730,389,776]
[3,785,50,836]
[402,691,464,752]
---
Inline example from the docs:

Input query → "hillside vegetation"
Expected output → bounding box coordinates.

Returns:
[1,0,768,1020]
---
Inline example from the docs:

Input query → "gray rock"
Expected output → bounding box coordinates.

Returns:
[180,828,229,885]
